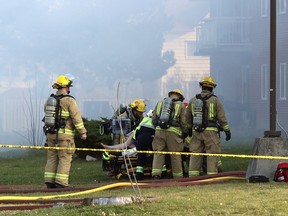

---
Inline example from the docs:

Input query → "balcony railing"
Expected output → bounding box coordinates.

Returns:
[196,17,251,50]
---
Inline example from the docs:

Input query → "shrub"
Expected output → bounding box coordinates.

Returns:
[74,118,112,159]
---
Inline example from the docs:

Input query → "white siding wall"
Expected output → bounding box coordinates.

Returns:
[162,28,210,100]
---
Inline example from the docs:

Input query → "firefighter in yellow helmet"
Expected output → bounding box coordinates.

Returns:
[43,74,87,188]
[151,89,188,179]
[185,76,231,177]
[111,98,146,144]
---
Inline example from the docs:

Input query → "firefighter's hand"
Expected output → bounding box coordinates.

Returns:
[80,133,87,140]
[182,132,188,140]
[225,130,231,141]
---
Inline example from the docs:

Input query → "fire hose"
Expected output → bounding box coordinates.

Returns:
[0,172,246,201]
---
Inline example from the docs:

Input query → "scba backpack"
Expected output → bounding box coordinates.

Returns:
[193,94,215,132]
[274,162,288,182]
[158,97,173,129]
[43,94,74,134]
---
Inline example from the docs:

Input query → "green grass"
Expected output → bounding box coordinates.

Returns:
[0,149,111,185]
[1,143,287,216]
[221,142,253,171]
[1,183,288,216]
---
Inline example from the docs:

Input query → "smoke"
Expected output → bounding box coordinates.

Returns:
[0,0,276,148]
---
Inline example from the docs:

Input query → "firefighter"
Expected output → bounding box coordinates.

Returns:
[44,75,87,188]
[151,89,187,179]
[134,110,155,180]
[111,99,146,144]
[186,76,231,177]
[102,110,172,180]
[101,110,154,180]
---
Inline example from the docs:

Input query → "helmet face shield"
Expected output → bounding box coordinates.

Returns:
[67,80,73,87]
[64,73,75,80]
[64,73,74,87]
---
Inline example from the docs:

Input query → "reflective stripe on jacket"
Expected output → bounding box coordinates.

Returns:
[47,89,87,137]
[187,90,230,132]
[133,117,154,140]
[153,100,186,136]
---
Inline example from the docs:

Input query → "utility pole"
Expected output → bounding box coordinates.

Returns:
[246,0,287,182]
[264,0,281,137]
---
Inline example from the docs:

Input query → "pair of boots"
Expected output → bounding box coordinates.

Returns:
[45,182,72,189]
[152,169,173,180]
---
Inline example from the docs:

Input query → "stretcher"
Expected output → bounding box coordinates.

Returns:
[102,151,153,180]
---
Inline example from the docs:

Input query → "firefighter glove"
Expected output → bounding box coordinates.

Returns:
[188,130,192,137]
[225,130,231,141]
[80,133,87,140]
[182,132,188,140]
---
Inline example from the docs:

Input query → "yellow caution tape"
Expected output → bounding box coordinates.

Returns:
[1,144,288,160]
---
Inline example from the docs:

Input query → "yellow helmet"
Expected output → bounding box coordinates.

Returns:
[168,89,185,101]
[130,99,146,113]
[199,76,217,88]
[52,75,73,89]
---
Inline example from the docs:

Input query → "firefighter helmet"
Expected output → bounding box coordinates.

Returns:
[199,76,217,88]
[168,89,185,101]
[52,75,73,89]
[130,99,146,113]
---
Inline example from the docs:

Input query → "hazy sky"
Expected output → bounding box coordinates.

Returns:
[0,0,271,146]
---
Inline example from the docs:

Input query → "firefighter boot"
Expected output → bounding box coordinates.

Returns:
[45,182,56,189]
[136,166,144,180]
[136,172,144,180]
[152,175,161,180]
[55,183,73,189]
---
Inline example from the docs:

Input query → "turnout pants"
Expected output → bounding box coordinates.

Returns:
[152,130,184,178]
[135,130,154,170]
[44,134,75,186]
[188,130,220,176]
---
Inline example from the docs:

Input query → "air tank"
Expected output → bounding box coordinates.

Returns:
[193,98,203,127]
[44,96,58,127]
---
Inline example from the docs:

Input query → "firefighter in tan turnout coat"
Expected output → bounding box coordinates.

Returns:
[186,76,231,177]
[151,89,187,179]
[43,75,87,188]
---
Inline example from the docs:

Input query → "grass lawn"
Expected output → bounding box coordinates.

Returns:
[1,142,287,216]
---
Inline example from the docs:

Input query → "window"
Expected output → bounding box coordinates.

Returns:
[241,65,250,125]
[185,41,196,58]
[261,0,268,17]
[241,66,249,104]
[261,64,268,100]
[280,63,287,100]
[279,0,287,14]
